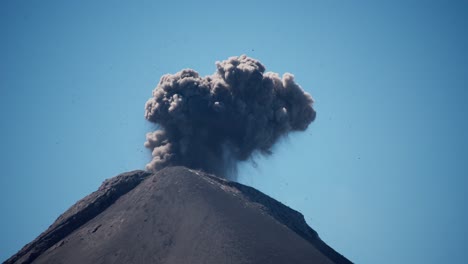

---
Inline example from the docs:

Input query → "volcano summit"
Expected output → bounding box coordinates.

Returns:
[5,167,352,264]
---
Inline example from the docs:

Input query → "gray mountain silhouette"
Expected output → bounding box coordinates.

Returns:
[5,166,352,264]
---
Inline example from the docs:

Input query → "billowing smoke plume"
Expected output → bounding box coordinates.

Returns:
[144,55,316,178]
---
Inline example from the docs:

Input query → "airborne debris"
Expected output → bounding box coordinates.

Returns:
[145,55,316,179]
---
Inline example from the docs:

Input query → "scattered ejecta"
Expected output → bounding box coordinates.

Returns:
[5,56,353,264]
[144,55,316,179]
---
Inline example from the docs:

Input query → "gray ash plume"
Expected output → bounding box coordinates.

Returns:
[144,55,316,178]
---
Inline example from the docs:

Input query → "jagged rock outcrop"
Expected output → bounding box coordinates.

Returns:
[5,167,352,264]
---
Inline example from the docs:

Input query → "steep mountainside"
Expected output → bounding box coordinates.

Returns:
[5,167,352,264]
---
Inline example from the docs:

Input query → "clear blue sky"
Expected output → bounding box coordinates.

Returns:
[1,1,467,263]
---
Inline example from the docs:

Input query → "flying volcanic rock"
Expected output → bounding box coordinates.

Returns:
[144,55,316,178]
[5,167,352,264]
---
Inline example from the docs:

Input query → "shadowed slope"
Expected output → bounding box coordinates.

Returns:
[5,167,352,264]
[5,170,152,264]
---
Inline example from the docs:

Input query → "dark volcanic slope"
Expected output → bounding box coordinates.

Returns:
[6,167,352,264]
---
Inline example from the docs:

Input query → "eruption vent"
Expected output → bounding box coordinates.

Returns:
[144,55,315,178]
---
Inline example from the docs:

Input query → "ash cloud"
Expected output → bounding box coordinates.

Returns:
[144,55,316,178]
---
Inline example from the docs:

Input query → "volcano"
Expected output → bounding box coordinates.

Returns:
[5,166,352,264]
